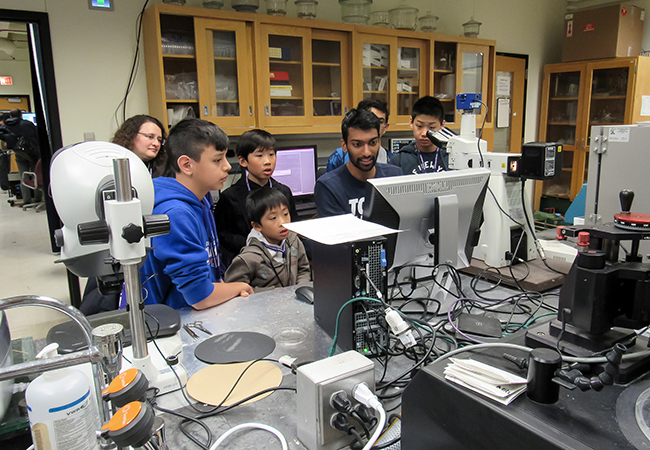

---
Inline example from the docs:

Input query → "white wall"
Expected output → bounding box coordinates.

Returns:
[0,0,596,146]
[0,59,32,98]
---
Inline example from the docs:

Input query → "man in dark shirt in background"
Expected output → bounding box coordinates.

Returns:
[315,108,401,218]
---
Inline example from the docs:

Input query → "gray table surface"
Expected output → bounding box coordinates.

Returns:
[160,283,331,450]
[156,272,561,450]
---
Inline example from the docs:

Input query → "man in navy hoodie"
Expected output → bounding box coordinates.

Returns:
[141,119,253,310]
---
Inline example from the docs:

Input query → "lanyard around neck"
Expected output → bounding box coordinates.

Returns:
[244,170,272,192]
[416,144,438,174]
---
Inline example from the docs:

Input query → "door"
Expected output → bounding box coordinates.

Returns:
[494,55,526,153]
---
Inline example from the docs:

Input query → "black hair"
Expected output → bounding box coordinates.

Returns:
[0,113,10,123]
[246,186,289,225]
[9,109,21,118]
[411,96,445,123]
[236,129,276,161]
[341,108,380,143]
[166,118,229,173]
[357,98,389,122]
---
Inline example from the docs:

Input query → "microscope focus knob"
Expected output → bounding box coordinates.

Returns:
[143,214,171,238]
[78,220,110,245]
[620,189,634,214]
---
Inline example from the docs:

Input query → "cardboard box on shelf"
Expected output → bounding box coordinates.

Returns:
[563,2,645,62]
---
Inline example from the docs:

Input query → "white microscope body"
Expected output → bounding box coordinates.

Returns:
[445,99,536,268]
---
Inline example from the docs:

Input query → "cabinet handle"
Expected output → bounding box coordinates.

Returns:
[265,105,270,116]
[203,105,209,116]
[249,106,253,116]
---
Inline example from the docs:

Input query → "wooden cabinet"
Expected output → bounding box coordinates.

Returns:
[143,3,496,137]
[195,18,255,131]
[353,32,429,126]
[256,25,351,130]
[535,57,650,210]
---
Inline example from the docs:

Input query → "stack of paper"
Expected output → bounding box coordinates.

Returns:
[444,358,527,405]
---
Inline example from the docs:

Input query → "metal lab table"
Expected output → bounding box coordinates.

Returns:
[162,284,331,450]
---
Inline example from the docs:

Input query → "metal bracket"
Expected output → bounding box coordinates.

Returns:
[592,127,607,155]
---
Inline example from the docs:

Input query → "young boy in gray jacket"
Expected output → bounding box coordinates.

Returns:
[224,186,311,290]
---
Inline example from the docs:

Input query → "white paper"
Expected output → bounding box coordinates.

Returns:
[283,214,400,245]
[497,98,510,128]
[641,95,650,116]
[443,358,528,405]
[496,74,511,96]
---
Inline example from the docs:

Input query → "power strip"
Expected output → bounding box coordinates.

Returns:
[296,351,375,450]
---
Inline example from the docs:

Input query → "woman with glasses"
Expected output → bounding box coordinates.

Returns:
[111,114,167,177]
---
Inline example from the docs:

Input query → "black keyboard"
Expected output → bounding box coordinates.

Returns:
[295,201,316,211]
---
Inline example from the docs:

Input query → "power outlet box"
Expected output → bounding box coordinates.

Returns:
[296,351,375,450]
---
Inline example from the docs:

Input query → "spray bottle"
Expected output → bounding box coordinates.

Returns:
[25,343,100,450]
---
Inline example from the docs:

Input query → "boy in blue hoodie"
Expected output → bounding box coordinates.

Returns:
[141,119,253,310]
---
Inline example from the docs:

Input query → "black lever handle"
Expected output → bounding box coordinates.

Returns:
[620,189,634,213]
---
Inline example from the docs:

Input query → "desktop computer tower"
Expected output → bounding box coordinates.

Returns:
[312,238,388,356]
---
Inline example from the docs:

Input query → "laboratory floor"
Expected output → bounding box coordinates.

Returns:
[0,189,71,340]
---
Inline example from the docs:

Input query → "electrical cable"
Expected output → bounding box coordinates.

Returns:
[519,178,567,275]
[208,422,288,450]
[114,0,150,126]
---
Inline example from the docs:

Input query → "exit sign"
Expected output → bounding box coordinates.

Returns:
[0,77,12,86]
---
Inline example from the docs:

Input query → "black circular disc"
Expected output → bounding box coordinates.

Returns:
[194,331,276,364]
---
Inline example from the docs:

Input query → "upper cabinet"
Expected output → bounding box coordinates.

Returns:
[536,57,650,209]
[195,18,255,131]
[143,4,495,137]
[255,24,351,131]
[352,33,428,127]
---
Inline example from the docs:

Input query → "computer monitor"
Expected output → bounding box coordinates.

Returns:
[273,146,317,198]
[22,112,36,125]
[363,168,490,272]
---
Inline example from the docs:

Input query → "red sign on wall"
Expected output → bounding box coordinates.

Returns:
[0,77,12,86]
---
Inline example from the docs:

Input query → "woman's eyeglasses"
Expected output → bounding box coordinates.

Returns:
[138,132,165,145]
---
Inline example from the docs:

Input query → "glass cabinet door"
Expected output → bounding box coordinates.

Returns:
[543,71,582,147]
[195,18,254,131]
[159,14,199,130]
[433,41,457,124]
[362,42,390,105]
[587,64,633,141]
[311,30,349,125]
[458,43,490,127]
[539,66,586,201]
[395,38,427,125]
[260,25,311,127]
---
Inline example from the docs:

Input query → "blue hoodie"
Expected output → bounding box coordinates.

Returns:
[141,177,223,309]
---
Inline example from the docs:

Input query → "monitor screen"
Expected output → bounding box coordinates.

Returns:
[363,168,490,272]
[273,146,317,197]
[22,112,36,125]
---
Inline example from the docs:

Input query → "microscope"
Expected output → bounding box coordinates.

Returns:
[0,142,181,449]
[428,93,538,268]
[526,189,650,382]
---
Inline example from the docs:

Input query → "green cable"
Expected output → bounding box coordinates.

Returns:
[328,296,383,357]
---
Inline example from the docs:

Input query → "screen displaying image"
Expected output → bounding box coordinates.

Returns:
[273,146,317,197]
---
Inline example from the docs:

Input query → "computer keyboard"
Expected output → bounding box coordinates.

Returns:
[295,201,316,211]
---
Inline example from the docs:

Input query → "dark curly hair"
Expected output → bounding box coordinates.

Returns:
[111,115,167,177]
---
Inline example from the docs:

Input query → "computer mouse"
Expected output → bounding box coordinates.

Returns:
[295,286,314,304]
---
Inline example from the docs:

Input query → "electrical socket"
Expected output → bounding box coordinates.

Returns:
[296,351,375,450]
